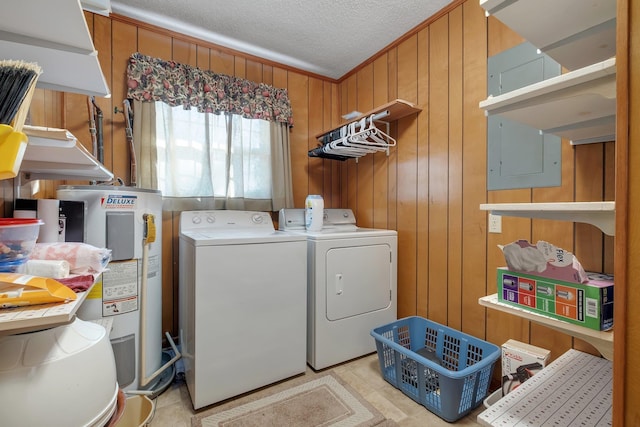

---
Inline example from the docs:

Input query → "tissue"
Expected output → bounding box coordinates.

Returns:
[499,240,588,283]
[25,259,70,279]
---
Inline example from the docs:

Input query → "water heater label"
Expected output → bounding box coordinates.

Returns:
[101,259,139,316]
[101,195,138,209]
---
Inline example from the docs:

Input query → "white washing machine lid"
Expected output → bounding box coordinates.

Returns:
[180,229,307,245]
[179,210,306,245]
[304,227,397,240]
[279,208,397,240]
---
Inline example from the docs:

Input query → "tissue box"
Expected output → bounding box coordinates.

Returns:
[500,240,588,283]
[501,339,550,395]
[497,268,614,331]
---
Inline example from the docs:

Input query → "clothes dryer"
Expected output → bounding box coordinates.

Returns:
[179,210,307,409]
[279,208,397,370]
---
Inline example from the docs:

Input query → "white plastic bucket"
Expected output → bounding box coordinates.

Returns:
[116,395,155,427]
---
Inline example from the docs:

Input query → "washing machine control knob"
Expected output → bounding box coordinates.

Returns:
[206,215,215,223]
[192,216,202,224]
[251,213,264,224]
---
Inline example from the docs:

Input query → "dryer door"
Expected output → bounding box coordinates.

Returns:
[325,243,392,321]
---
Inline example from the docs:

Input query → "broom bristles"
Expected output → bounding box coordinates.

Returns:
[0,60,42,129]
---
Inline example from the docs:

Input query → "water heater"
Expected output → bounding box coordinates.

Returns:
[57,185,162,391]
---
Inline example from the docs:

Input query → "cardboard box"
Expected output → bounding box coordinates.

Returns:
[501,339,550,395]
[497,267,614,331]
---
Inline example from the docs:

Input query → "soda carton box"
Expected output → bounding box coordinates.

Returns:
[501,339,550,395]
[497,267,614,331]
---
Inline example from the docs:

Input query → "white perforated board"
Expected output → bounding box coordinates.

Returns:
[478,349,612,426]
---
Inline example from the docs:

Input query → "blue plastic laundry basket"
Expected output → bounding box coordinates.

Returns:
[371,316,500,422]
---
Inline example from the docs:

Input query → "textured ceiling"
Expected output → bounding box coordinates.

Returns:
[111,0,454,79]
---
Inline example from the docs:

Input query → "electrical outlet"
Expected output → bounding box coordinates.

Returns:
[489,213,502,233]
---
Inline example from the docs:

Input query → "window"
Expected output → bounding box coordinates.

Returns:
[155,103,272,201]
[127,53,294,211]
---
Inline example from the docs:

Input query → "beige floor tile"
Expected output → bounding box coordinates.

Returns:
[148,354,483,426]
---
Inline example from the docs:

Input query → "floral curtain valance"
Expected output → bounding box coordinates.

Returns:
[126,52,293,126]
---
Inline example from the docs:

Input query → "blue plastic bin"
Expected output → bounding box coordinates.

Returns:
[371,316,500,422]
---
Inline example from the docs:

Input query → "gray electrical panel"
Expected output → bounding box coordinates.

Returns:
[487,42,562,190]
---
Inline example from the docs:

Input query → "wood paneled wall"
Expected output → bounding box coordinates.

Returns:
[327,2,614,363]
[2,0,616,378]
[615,0,640,423]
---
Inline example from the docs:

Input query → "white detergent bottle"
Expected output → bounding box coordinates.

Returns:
[305,195,324,231]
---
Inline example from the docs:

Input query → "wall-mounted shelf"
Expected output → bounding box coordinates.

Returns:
[309,99,421,161]
[479,0,616,374]
[0,288,91,335]
[480,201,615,236]
[480,0,616,71]
[479,58,616,145]
[313,99,421,140]
[479,294,613,361]
[20,126,113,181]
[0,0,110,97]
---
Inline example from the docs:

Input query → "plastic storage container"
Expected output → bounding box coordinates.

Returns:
[0,218,42,272]
[304,194,324,231]
[371,316,500,422]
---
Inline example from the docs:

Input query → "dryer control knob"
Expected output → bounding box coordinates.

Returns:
[251,213,264,224]
[206,215,215,223]
[192,216,201,224]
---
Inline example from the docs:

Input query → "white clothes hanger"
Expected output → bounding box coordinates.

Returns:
[319,113,396,159]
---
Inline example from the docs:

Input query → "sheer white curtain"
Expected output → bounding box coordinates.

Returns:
[132,100,293,211]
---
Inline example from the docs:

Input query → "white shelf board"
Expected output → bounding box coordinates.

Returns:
[314,99,421,139]
[0,0,110,97]
[479,201,615,236]
[0,289,90,335]
[21,137,113,181]
[477,349,612,426]
[479,294,613,361]
[479,58,616,144]
[480,0,616,71]
[311,99,420,161]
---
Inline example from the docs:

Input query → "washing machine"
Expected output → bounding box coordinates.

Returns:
[179,210,307,409]
[279,208,397,370]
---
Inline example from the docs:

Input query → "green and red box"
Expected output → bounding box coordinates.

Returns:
[497,267,614,331]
